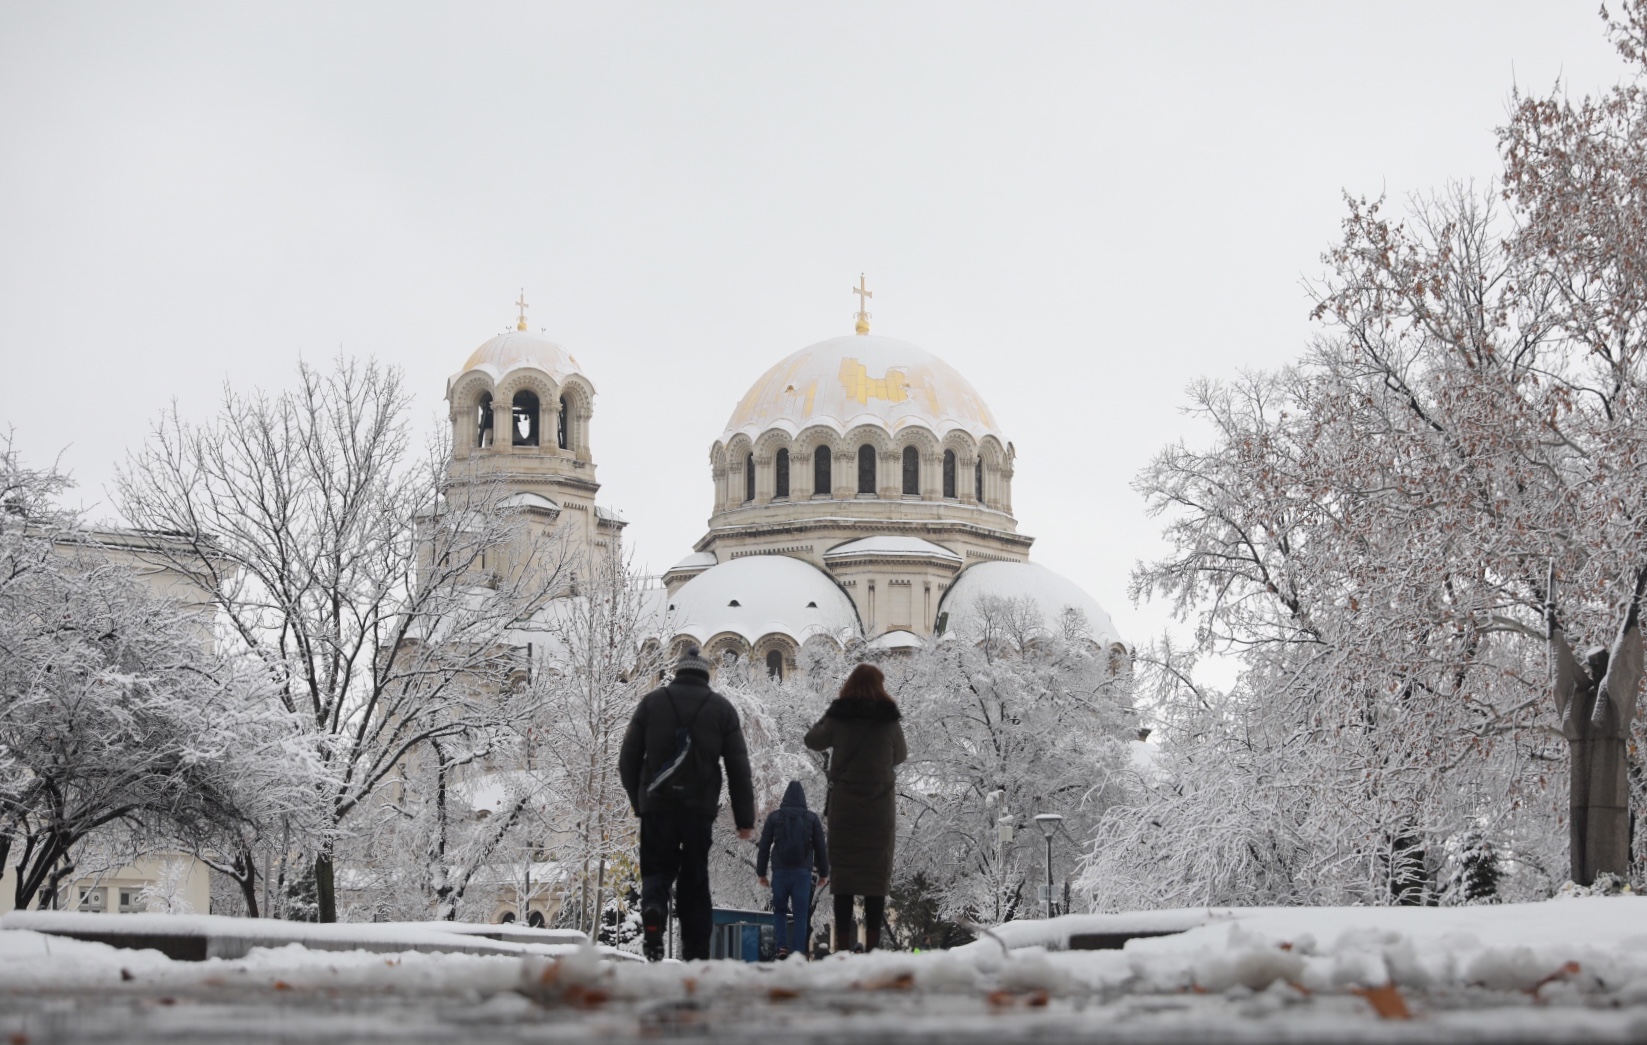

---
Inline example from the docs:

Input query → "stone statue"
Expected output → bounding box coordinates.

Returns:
[1548,569,1644,886]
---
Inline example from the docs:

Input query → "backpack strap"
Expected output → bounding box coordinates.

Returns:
[663,684,711,735]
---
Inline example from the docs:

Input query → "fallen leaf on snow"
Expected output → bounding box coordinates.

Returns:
[1351,983,1410,1020]
[854,972,914,991]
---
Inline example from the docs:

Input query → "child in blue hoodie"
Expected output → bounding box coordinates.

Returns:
[756,780,830,959]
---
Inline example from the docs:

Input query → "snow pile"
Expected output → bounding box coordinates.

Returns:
[6,900,1647,1038]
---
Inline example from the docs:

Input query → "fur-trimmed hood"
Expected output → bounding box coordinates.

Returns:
[824,696,902,722]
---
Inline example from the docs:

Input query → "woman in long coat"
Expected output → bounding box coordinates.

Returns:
[804,663,907,952]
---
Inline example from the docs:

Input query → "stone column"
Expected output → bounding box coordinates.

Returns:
[711,461,728,514]
[834,451,855,499]
[879,451,900,499]
[753,454,772,505]
[922,452,943,501]
[793,451,814,499]
[960,454,978,505]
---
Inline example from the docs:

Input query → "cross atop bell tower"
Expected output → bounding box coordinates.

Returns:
[515,289,529,331]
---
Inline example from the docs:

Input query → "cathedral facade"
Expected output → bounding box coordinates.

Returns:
[443,290,1124,683]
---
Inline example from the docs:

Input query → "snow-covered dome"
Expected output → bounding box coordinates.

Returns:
[667,556,859,646]
[723,334,1000,443]
[823,536,963,563]
[454,330,587,387]
[938,561,1124,649]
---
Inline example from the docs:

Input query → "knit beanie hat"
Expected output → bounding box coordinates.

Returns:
[674,646,712,677]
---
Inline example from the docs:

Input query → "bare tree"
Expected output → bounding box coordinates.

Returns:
[527,549,664,936]
[115,358,571,920]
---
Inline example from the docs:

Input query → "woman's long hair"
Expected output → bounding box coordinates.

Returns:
[838,663,895,702]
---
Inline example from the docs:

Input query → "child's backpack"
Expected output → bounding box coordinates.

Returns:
[773,806,811,868]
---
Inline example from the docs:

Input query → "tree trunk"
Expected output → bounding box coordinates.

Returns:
[315,851,337,923]
[237,847,261,919]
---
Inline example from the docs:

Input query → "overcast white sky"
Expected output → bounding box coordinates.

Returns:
[0,2,1630,655]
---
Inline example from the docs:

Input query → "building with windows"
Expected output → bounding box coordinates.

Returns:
[660,305,1124,677]
[444,310,628,570]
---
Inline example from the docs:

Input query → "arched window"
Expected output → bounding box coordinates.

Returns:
[975,458,984,502]
[943,449,956,498]
[744,453,755,503]
[527,910,546,928]
[774,448,789,499]
[556,394,569,450]
[499,911,517,924]
[511,390,540,446]
[902,446,920,496]
[814,448,832,497]
[476,392,493,448]
[765,649,784,680]
[857,444,876,495]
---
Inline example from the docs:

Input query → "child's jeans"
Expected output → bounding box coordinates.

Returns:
[770,867,812,955]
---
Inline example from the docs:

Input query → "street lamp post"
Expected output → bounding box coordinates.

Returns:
[1034,813,1063,921]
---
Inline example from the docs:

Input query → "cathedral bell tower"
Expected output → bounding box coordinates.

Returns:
[443,294,624,574]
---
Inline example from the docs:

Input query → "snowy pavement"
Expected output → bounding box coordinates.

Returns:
[6,899,1647,1042]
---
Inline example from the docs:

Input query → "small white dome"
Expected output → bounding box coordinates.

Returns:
[668,556,859,646]
[723,334,1000,444]
[824,536,962,562]
[938,561,1124,648]
[453,330,587,387]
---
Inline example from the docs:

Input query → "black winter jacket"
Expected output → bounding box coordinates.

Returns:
[756,780,829,878]
[618,670,755,829]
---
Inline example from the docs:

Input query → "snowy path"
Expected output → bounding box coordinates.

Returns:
[6,899,1647,1042]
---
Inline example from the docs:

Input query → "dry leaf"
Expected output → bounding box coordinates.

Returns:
[561,985,609,1010]
[854,972,915,992]
[1352,983,1410,1020]
[1529,960,1582,994]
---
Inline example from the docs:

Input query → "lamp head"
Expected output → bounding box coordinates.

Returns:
[1033,812,1063,838]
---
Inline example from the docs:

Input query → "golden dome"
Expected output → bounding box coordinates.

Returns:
[722,334,1000,443]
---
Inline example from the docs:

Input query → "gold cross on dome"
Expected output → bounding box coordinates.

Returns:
[852,273,873,335]
[515,289,529,331]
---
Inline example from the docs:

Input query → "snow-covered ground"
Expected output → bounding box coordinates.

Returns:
[5,899,1647,1042]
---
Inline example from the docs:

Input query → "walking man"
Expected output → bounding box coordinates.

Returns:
[619,647,755,961]
[756,780,829,959]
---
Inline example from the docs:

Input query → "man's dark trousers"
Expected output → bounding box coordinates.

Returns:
[640,811,715,960]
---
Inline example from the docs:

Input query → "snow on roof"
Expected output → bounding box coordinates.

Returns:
[938,561,1124,648]
[594,505,624,523]
[722,334,1002,445]
[667,556,859,646]
[668,550,718,572]
[868,629,925,650]
[824,536,961,562]
[499,492,559,511]
[448,330,588,392]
